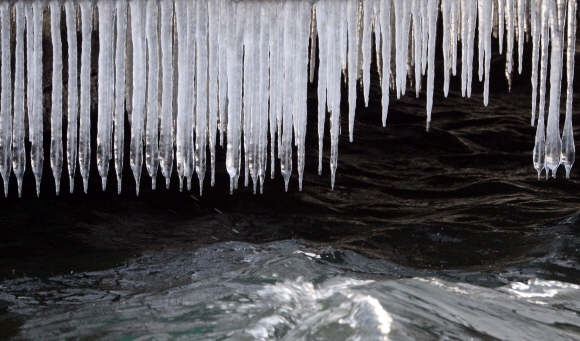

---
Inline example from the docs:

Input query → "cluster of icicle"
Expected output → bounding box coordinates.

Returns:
[0,0,576,198]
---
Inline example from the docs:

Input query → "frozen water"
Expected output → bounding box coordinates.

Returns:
[0,0,576,196]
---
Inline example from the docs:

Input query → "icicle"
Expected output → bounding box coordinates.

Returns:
[130,0,148,195]
[347,0,359,142]
[97,2,115,192]
[242,2,255,190]
[258,2,271,193]
[412,0,423,97]
[498,0,505,54]
[270,1,282,179]
[218,0,228,149]
[28,2,44,197]
[460,0,477,98]
[114,1,128,194]
[295,2,310,191]
[545,0,563,178]
[394,0,411,98]
[505,0,515,78]
[309,5,318,85]
[338,1,348,80]
[317,2,327,175]
[208,0,219,187]
[159,0,173,190]
[442,0,451,97]
[195,0,208,195]
[79,1,92,193]
[477,0,485,83]
[0,3,12,197]
[420,0,429,76]
[538,0,550,139]
[226,1,244,194]
[13,3,25,198]
[533,103,546,179]
[530,0,541,126]
[281,1,296,190]
[561,0,576,178]
[516,0,526,74]
[479,0,493,106]
[50,2,63,195]
[450,0,459,76]
[426,0,439,130]
[379,0,392,126]
[145,1,160,191]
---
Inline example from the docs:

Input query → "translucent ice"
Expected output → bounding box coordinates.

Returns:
[0,0,576,197]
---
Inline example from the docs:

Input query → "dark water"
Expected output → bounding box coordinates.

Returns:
[1,35,580,340]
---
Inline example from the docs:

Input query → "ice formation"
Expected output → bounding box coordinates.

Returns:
[0,0,576,197]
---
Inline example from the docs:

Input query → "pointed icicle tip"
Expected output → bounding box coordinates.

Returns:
[179,176,184,192]
[152,177,157,190]
[284,179,289,192]
[117,175,123,194]
[69,177,74,194]
[36,182,40,198]
[187,177,192,191]
[55,179,60,196]
[566,168,571,179]
[102,177,107,191]
[83,178,89,194]
[165,177,170,189]
[199,182,203,196]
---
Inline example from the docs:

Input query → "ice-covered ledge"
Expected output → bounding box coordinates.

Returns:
[0,0,576,198]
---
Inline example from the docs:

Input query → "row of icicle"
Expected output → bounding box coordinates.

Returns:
[0,0,576,197]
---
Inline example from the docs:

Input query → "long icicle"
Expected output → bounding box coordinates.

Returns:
[159,0,173,189]
[78,1,92,193]
[13,2,25,198]
[0,3,12,197]
[145,0,160,190]
[195,0,209,195]
[130,0,147,195]
[114,1,128,194]
[30,2,44,197]
[97,2,115,191]
[50,2,63,195]
[561,0,576,178]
